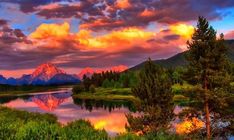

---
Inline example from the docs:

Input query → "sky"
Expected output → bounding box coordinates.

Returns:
[0,0,234,78]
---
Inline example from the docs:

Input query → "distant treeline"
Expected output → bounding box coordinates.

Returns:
[82,71,138,91]
[0,84,58,94]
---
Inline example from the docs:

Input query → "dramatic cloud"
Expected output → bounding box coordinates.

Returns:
[170,24,194,39]
[0,0,233,77]
[0,26,31,44]
[2,0,233,31]
[19,0,234,31]
[0,22,190,71]
[30,22,70,39]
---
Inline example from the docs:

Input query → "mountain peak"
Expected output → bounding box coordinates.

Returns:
[77,67,95,79]
[32,63,65,82]
[110,65,128,72]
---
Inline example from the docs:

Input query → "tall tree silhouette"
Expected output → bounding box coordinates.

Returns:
[127,58,174,134]
[185,16,233,139]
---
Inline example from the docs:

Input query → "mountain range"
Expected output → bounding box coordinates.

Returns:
[130,40,234,70]
[0,63,128,85]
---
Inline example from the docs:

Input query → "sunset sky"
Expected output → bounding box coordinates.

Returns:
[0,0,234,77]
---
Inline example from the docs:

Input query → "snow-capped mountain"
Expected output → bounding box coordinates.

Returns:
[0,63,80,85]
[77,67,95,80]
[31,63,65,82]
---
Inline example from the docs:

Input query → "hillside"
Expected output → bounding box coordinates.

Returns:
[130,40,234,70]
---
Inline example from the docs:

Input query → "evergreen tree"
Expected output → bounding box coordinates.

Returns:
[102,79,111,88]
[83,75,92,91]
[126,58,174,134]
[185,17,233,139]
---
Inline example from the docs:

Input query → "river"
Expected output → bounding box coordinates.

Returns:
[0,88,136,136]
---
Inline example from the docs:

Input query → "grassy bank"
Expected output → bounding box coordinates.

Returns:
[73,88,140,103]
[73,87,190,105]
[0,106,183,140]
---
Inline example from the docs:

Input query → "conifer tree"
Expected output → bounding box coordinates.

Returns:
[185,17,233,139]
[126,58,174,134]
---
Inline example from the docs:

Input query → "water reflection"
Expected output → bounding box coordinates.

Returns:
[73,98,136,112]
[0,91,135,135]
[29,93,71,111]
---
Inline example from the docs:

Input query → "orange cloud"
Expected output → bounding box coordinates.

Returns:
[76,27,155,50]
[36,3,61,10]
[30,22,70,39]
[116,0,131,9]
[140,9,155,17]
[29,22,156,51]
[28,22,188,59]
[170,23,194,39]
[79,19,124,30]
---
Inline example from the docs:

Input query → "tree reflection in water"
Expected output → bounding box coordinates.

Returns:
[73,98,137,112]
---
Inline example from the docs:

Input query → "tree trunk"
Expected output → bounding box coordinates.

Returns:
[204,77,211,139]
[205,99,211,139]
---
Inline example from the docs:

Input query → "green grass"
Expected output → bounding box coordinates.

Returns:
[73,87,190,105]
[73,88,140,103]
[172,83,194,95]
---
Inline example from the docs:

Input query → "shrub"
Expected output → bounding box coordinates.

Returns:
[15,121,61,140]
[61,120,108,140]
[72,84,85,94]
[115,131,183,140]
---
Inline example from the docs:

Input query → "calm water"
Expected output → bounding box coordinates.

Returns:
[0,89,136,136]
[1,89,232,139]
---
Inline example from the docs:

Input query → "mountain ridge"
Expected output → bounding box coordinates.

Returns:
[0,63,80,85]
[0,64,128,85]
[130,40,234,70]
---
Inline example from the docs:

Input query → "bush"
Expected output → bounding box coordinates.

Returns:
[72,84,85,94]
[15,121,61,140]
[115,131,184,140]
[89,84,96,93]
[61,120,108,140]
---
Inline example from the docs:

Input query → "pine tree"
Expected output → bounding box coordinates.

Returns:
[185,17,233,139]
[126,58,174,134]
[83,75,91,91]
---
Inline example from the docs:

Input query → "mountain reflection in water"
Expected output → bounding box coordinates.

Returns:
[0,91,136,135]
[29,92,71,111]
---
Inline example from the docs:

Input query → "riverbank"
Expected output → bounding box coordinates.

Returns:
[72,88,140,103]
[0,84,73,97]
[0,106,183,140]
[72,87,189,105]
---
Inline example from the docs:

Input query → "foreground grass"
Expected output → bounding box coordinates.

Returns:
[0,106,183,140]
[0,106,108,140]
